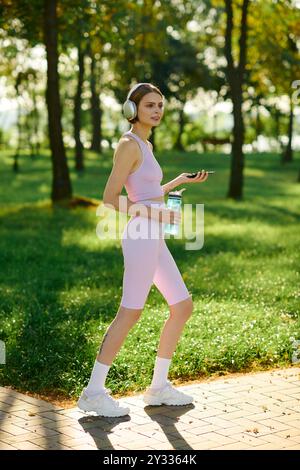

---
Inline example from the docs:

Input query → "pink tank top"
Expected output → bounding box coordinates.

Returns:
[122,130,164,203]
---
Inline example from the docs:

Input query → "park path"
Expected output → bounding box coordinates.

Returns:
[0,366,299,450]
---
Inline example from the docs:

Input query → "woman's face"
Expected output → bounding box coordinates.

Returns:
[137,92,164,127]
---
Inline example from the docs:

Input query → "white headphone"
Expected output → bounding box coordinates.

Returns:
[122,82,151,120]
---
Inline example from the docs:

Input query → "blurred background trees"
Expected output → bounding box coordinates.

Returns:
[0,0,299,202]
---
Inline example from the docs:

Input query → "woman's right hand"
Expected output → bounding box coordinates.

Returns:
[155,207,181,225]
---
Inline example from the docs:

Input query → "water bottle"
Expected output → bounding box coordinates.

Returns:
[164,188,186,235]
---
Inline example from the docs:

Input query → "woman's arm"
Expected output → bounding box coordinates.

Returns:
[162,171,209,194]
[161,176,184,195]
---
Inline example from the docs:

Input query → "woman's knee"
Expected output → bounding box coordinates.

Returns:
[117,305,143,324]
[169,296,193,320]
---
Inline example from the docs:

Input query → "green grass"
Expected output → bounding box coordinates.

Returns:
[0,148,299,400]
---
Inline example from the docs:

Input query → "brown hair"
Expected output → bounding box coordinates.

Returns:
[127,83,164,123]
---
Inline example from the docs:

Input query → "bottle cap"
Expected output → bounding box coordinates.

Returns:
[168,188,186,199]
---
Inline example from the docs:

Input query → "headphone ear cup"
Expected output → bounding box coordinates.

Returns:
[123,100,137,120]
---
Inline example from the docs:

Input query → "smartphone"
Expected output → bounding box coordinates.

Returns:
[187,171,215,178]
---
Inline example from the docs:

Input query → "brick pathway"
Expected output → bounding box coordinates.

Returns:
[0,367,299,450]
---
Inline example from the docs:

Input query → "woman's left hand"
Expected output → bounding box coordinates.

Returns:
[178,171,209,184]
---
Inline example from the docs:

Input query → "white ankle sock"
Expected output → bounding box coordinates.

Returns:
[150,356,171,389]
[85,360,110,397]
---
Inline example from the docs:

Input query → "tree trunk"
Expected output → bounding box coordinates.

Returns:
[74,44,85,172]
[225,0,249,200]
[255,103,261,144]
[174,107,185,151]
[44,0,72,201]
[13,82,21,173]
[89,53,102,153]
[23,99,35,158]
[149,125,156,151]
[273,106,283,152]
[282,97,294,164]
[31,78,40,156]
[228,85,245,199]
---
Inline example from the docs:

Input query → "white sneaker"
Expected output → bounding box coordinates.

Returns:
[143,380,194,406]
[77,387,130,417]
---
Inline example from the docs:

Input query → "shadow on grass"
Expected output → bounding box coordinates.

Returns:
[0,204,125,395]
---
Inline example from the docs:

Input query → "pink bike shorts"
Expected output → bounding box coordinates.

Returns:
[120,200,192,309]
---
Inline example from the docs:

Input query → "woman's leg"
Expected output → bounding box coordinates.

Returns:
[97,305,142,365]
[86,215,160,394]
[84,306,142,397]
[156,296,193,359]
[153,238,193,356]
[150,239,193,388]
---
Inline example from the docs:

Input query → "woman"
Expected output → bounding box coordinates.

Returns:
[78,83,209,417]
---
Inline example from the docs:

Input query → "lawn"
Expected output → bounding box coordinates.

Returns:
[0,147,299,401]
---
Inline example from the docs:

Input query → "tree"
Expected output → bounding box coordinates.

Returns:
[89,46,103,153]
[44,0,72,200]
[247,0,300,163]
[224,0,250,200]
[1,0,73,202]
[73,42,85,172]
[109,0,199,149]
[152,35,219,151]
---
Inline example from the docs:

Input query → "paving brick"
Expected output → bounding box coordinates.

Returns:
[55,409,86,420]
[229,432,269,446]
[250,442,286,449]
[0,423,33,436]
[212,442,253,450]
[258,433,300,447]
[27,435,75,447]
[202,416,239,428]
[258,418,291,432]
[4,409,46,421]
[1,431,41,444]
[15,441,45,450]
[71,444,97,450]
[0,403,32,412]
[212,425,246,437]
[275,428,300,439]
[284,400,300,411]
[30,438,72,450]
[0,415,27,425]
[20,416,63,427]
[53,426,87,439]
[220,409,252,420]
[0,442,18,450]
[184,424,222,435]
[44,419,85,431]
[198,432,238,445]
[285,443,300,449]
[207,402,240,413]
[128,415,152,425]
[37,411,74,421]
[17,424,61,437]
[244,411,283,421]
[184,408,225,419]
[188,440,221,450]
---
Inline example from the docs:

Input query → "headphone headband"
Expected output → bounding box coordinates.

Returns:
[126,82,151,101]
